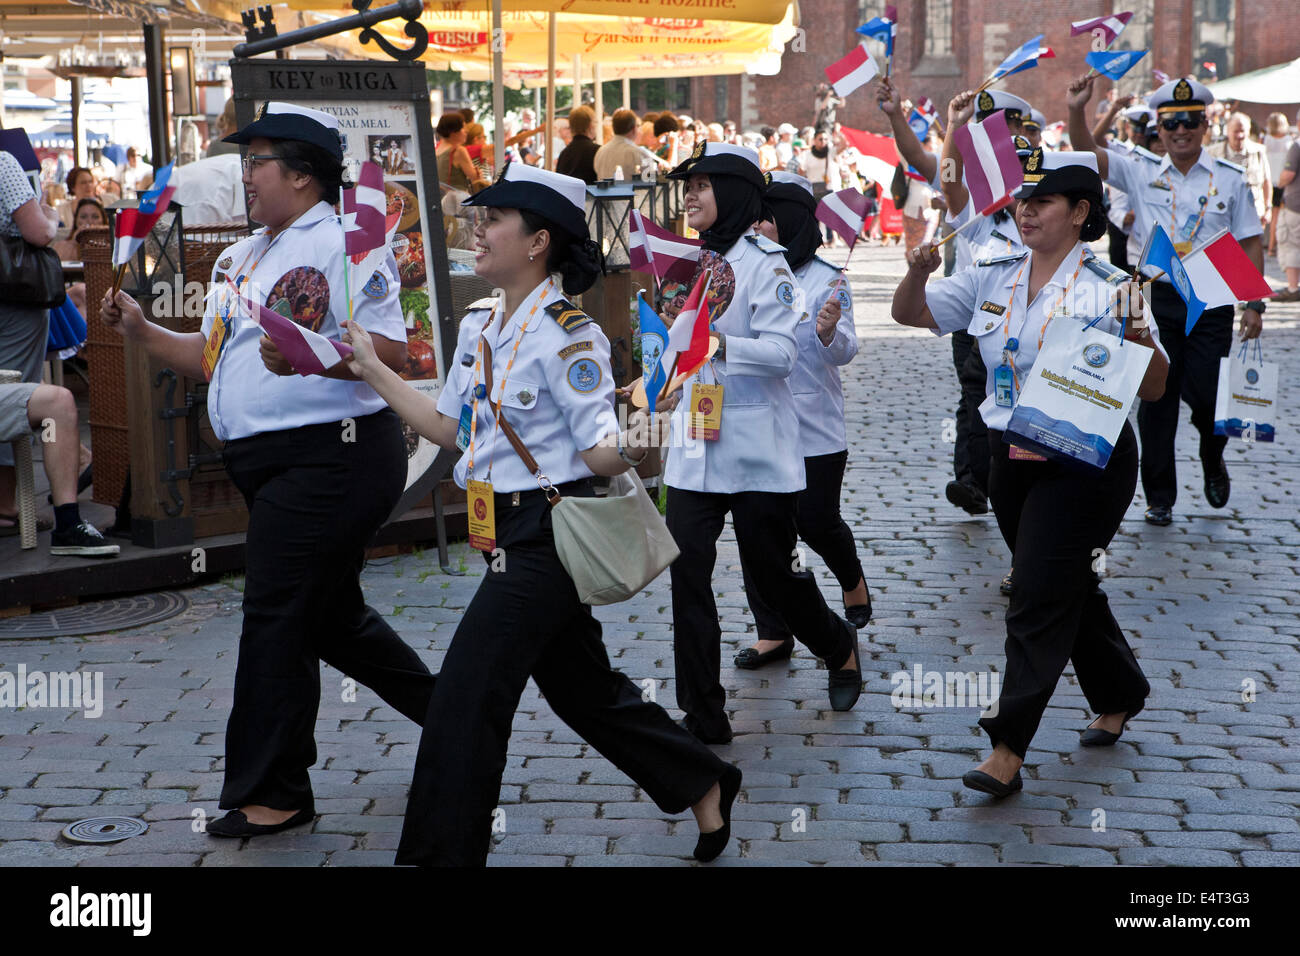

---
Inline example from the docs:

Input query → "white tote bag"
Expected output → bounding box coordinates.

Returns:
[1214,341,1277,443]
[1005,317,1153,469]
[551,470,680,606]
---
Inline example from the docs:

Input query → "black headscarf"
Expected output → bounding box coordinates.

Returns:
[700,172,764,252]
[765,196,822,271]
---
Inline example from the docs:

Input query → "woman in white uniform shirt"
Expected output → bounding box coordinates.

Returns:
[100,102,437,837]
[892,151,1168,797]
[344,160,741,866]
[735,171,871,670]
[661,143,862,747]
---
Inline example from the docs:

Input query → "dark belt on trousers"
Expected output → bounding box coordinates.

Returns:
[494,477,593,509]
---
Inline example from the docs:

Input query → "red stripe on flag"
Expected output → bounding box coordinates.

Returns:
[1200,232,1274,301]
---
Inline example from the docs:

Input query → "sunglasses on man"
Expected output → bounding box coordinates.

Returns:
[1160,113,1203,131]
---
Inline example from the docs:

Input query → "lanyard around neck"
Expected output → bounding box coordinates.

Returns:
[1003,247,1089,388]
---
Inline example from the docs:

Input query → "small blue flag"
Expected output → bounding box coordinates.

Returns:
[856,7,897,58]
[1139,225,1205,334]
[1085,48,1148,81]
[638,292,669,413]
[907,108,932,143]
[138,161,175,214]
[990,35,1054,81]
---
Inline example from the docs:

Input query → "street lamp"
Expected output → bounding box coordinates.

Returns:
[585,179,634,271]
[583,180,637,386]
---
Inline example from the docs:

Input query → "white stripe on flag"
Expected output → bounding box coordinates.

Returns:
[355,183,385,212]
[822,191,864,233]
[969,123,1004,202]
[304,330,344,370]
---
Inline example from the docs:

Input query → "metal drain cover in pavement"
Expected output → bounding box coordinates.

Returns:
[62,817,149,844]
[0,593,190,639]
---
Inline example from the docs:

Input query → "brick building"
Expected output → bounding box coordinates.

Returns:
[678,1,1300,136]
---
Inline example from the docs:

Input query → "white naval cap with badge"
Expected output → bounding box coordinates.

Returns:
[1149,76,1215,124]
[974,89,1033,125]
[1022,108,1047,132]
[223,101,345,161]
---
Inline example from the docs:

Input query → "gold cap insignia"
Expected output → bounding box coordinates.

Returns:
[1025,149,1041,172]
[1173,79,1192,102]
[978,91,994,112]
[1013,135,1030,150]
[257,102,269,120]
[692,141,705,160]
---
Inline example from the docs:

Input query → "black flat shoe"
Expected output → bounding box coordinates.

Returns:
[1144,505,1173,526]
[961,770,1023,798]
[946,480,989,516]
[1081,717,1127,747]
[845,601,872,629]
[827,619,862,712]
[694,765,742,863]
[207,806,315,838]
[677,716,733,745]
[733,638,794,670]
[1204,460,1230,509]
[999,571,1014,596]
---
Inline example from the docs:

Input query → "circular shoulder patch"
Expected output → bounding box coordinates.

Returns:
[775,280,795,308]
[567,358,602,393]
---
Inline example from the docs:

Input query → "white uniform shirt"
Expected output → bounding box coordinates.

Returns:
[435,278,618,493]
[1104,146,1261,283]
[1107,185,1131,235]
[787,255,858,457]
[947,201,1024,273]
[201,201,404,442]
[925,242,1168,432]
[665,230,805,494]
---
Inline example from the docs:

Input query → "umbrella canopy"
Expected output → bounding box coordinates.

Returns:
[1,89,58,110]
[287,0,793,24]
[29,124,112,149]
[1207,57,1300,104]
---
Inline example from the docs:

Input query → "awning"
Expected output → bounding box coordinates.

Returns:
[29,124,112,149]
[1207,57,1300,104]
[287,0,795,25]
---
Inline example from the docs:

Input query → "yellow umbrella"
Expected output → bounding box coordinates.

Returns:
[285,0,794,25]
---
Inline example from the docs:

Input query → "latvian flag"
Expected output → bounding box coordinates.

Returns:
[629,209,702,284]
[113,161,176,268]
[1070,12,1133,46]
[234,282,353,377]
[343,162,396,262]
[1181,230,1274,312]
[953,111,1023,217]
[816,187,872,247]
[824,44,880,98]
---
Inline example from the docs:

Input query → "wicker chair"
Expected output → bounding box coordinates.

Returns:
[0,369,37,550]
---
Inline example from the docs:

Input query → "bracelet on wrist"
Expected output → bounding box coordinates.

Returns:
[617,432,648,466]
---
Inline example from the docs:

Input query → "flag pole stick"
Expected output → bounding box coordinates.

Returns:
[930,212,984,248]
[110,263,127,298]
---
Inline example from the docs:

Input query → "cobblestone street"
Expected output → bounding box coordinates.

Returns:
[2,242,1297,867]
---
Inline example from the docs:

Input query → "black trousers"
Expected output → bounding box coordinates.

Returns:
[219,410,436,812]
[666,487,853,739]
[1107,222,1131,272]
[978,425,1150,758]
[397,482,729,867]
[1137,284,1234,509]
[951,330,990,495]
[738,450,867,641]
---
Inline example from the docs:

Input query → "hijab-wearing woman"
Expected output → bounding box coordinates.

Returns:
[661,143,863,748]
[344,160,742,866]
[734,171,871,671]
[891,150,1169,797]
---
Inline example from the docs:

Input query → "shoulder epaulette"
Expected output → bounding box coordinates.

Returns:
[545,298,594,333]
[813,254,844,273]
[746,234,787,255]
[1083,255,1129,286]
[467,297,499,311]
[1132,145,1161,163]
[1215,156,1245,174]
[976,252,1029,267]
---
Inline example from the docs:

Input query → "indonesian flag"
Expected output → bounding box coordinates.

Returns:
[837,126,898,186]
[1181,230,1274,311]
[989,35,1055,82]
[233,282,353,376]
[953,111,1023,217]
[816,187,872,247]
[112,161,176,268]
[629,208,702,284]
[1070,12,1133,45]
[824,44,880,98]
[665,270,712,378]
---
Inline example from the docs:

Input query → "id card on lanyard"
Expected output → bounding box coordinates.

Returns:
[201,233,285,381]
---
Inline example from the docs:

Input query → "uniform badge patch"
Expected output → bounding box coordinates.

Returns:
[362,271,388,299]
[980,301,1006,316]
[836,287,851,310]
[567,358,601,393]
[217,256,233,271]
[776,280,796,308]
[557,340,593,360]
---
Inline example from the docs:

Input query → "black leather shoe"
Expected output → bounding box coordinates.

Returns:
[693,765,742,863]
[1081,716,1127,747]
[999,570,1014,596]
[1144,505,1173,526]
[676,716,733,745]
[733,638,794,670]
[1204,460,1230,509]
[961,770,1023,798]
[946,480,989,516]
[207,806,315,838]
[827,620,862,712]
[845,601,872,629]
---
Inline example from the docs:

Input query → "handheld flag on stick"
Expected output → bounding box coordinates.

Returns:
[1152,68,1170,84]
[665,269,713,382]
[856,5,897,77]
[628,208,703,287]
[825,44,880,99]
[953,111,1024,217]
[816,187,872,248]
[1085,48,1147,81]
[1179,229,1274,317]
[1070,12,1133,46]
[1137,225,1206,334]
[340,161,401,321]
[234,282,354,376]
[979,35,1055,91]
[111,160,177,295]
[907,108,933,143]
[915,96,943,132]
[637,291,669,413]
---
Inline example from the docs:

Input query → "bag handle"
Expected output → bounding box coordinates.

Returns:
[482,337,562,504]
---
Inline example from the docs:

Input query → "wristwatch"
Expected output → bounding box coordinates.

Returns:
[1244,300,1266,315]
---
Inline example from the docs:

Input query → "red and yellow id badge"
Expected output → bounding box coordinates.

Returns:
[687,384,723,441]
[1009,445,1047,462]
[200,317,230,382]
[466,479,497,552]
